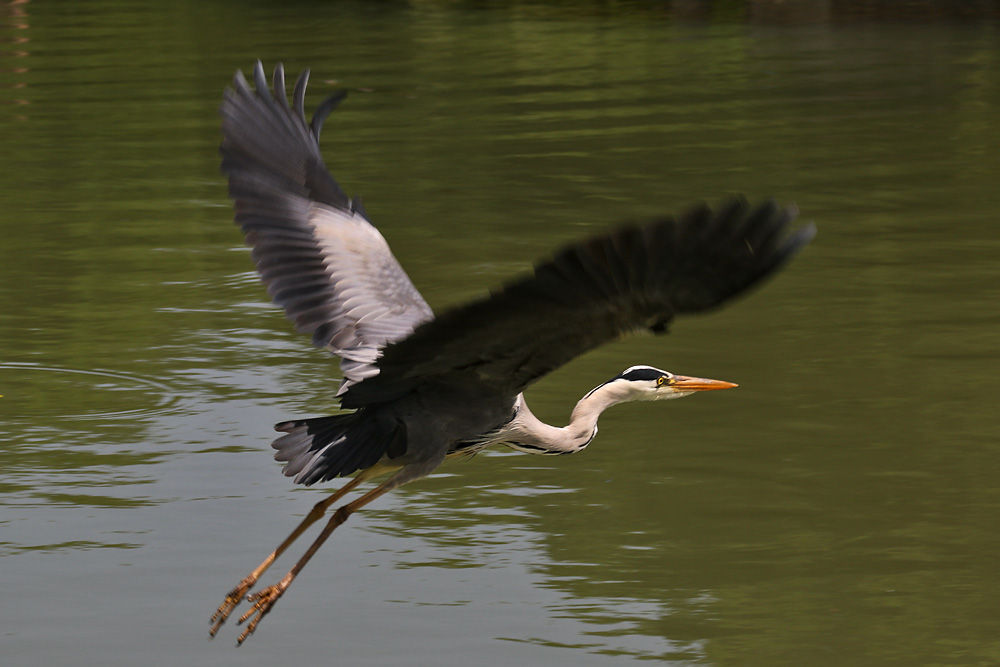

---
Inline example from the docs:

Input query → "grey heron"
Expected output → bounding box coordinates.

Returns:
[209,62,815,645]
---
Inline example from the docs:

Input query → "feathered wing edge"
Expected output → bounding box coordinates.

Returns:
[220,62,434,393]
[221,63,351,211]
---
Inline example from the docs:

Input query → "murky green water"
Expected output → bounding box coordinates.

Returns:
[2,3,999,665]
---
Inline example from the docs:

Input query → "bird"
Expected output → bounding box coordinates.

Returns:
[209,61,815,645]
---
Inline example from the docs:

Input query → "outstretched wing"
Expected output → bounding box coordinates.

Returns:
[342,198,814,408]
[220,62,434,391]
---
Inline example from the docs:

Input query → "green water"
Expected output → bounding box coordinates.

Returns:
[1,3,998,665]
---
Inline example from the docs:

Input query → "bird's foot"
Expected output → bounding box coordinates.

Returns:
[235,582,287,645]
[209,575,257,638]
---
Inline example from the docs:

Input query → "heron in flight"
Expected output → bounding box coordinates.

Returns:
[209,62,814,645]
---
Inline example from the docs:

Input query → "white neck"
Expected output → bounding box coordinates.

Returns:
[503,381,639,455]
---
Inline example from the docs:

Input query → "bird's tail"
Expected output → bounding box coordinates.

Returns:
[271,410,403,486]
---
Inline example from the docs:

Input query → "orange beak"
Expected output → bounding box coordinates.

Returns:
[670,375,738,391]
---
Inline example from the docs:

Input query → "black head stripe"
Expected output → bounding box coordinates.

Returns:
[584,365,668,400]
[615,366,665,382]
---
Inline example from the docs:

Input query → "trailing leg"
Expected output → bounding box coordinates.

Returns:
[233,477,402,645]
[209,473,365,637]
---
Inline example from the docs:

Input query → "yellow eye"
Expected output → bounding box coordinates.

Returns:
[656,376,667,387]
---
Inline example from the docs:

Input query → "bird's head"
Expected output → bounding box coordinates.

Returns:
[593,365,738,403]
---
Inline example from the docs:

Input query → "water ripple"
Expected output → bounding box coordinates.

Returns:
[0,362,181,422]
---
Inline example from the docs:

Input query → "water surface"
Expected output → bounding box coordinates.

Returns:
[1,3,999,666]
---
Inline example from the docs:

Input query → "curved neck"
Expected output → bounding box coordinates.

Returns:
[506,381,636,455]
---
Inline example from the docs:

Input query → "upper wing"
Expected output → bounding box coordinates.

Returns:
[341,198,814,408]
[220,62,434,391]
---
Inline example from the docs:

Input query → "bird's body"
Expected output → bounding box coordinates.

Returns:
[275,375,517,483]
[209,61,814,645]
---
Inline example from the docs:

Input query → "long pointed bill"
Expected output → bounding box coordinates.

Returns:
[670,375,738,391]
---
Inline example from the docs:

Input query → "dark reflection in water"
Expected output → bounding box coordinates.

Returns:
[1,2,999,666]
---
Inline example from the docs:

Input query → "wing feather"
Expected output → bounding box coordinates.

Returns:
[220,62,434,390]
[341,198,814,408]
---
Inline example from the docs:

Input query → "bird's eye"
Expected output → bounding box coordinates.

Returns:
[656,376,667,387]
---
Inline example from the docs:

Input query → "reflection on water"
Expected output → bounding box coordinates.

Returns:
[1,2,999,666]
[365,483,710,662]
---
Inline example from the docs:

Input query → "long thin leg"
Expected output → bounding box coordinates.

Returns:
[209,474,366,637]
[233,477,401,645]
